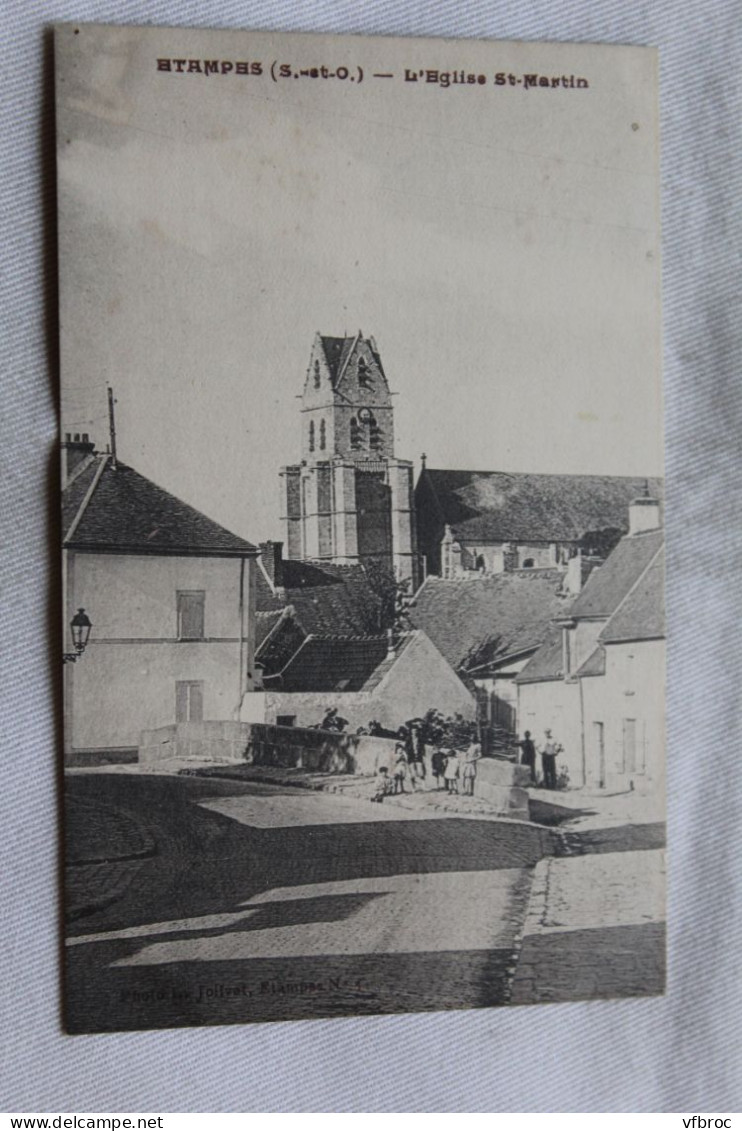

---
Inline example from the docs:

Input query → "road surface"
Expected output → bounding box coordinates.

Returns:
[65,772,544,1031]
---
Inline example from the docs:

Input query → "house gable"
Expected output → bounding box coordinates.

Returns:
[63,456,256,558]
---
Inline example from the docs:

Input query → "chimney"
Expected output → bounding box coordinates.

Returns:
[563,550,603,596]
[61,433,95,488]
[259,540,284,588]
[628,483,662,535]
[502,543,518,572]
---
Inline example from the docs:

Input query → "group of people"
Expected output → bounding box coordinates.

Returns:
[368,721,566,803]
[371,726,482,803]
[430,744,482,795]
[517,728,564,790]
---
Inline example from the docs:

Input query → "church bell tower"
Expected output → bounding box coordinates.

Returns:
[280,331,418,584]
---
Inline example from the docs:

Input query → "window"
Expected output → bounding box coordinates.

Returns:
[358,357,371,387]
[276,714,296,728]
[176,680,204,722]
[369,413,381,450]
[319,418,326,450]
[622,718,637,774]
[350,416,360,449]
[522,558,535,568]
[313,360,321,388]
[309,420,315,451]
[177,591,205,640]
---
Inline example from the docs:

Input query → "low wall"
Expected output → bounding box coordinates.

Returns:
[139,721,252,766]
[137,722,530,819]
[475,758,531,820]
[248,728,530,818]
[247,723,397,776]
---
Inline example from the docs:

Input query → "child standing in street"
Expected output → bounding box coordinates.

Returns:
[462,741,482,796]
[393,744,409,794]
[443,749,460,794]
[431,747,446,789]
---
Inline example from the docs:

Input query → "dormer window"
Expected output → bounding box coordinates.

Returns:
[358,357,371,388]
[309,420,315,452]
[313,360,321,388]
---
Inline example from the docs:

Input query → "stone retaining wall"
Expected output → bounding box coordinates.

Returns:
[247,723,397,776]
[474,758,531,820]
[138,722,530,819]
[139,721,252,766]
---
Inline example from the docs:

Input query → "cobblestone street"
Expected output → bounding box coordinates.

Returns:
[510,849,666,1003]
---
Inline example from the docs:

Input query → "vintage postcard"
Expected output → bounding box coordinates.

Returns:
[58,23,664,1032]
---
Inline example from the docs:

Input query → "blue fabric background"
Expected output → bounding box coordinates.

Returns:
[1,0,740,1113]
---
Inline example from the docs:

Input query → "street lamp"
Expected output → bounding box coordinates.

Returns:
[64,608,92,664]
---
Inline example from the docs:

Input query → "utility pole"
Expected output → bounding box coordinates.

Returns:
[107,386,118,468]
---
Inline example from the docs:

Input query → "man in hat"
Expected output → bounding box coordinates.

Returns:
[540,729,561,790]
[406,720,427,788]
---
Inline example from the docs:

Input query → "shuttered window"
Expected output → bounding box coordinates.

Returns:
[176,681,204,722]
[622,718,637,774]
[177,590,205,640]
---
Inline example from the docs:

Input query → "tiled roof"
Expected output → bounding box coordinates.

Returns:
[63,456,256,556]
[361,632,415,692]
[255,609,286,650]
[318,332,383,387]
[255,564,285,611]
[514,626,564,684]
[62,458,100,538]
[256,558,383,636]
[319,336,355,384]
[255,610,307,674]
[600,546,665,642]
[420,468,664,544]
[263,634,388,693]
[287,574,382,637]
[568,530,663,620]
[575,646,606,678]
[409,570,568,674]
[255,558,384,681]
[516,532,665,685]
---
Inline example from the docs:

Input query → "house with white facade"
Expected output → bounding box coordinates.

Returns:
[62,437,259,761]
[515,494,664,791]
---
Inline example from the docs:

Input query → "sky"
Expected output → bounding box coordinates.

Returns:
[57,24,662,543]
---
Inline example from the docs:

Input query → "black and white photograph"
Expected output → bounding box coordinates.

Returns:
[58,22,665,1034]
